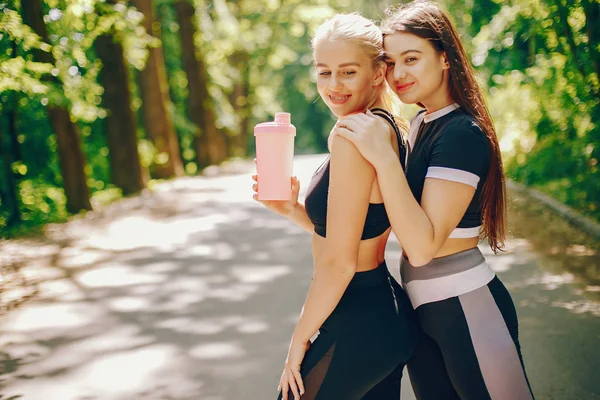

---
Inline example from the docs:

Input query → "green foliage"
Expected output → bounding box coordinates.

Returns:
[443,0,599,221]
[1,0,598,239]
[0,5,53,97]
[0,0,153,236]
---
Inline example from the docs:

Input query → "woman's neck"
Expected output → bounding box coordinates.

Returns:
[366,92,386,112]
[422,73,455,114]
[339,94,386,118]
[423,97,455,114]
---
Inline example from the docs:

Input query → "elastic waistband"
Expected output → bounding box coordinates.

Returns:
[401,247,495,309]
[346,261,390,293]
[401,247,485,283]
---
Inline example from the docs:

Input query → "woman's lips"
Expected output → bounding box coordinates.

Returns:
[329,94,351,105]
[395,82,415,92]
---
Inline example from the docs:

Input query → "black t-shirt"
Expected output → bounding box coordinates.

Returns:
[406,105,491,237]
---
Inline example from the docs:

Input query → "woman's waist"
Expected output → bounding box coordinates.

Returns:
[401,246,489,281]
[346,261,391,292]
[436,237,480,257]
[401,239,479,264]
[312,235,388,272]
[400,247,495,308]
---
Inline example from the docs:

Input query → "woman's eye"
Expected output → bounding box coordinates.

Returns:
[406,57,417,63]
[386,62,395,68]
[342,71,356,75]
[319,71,331,76]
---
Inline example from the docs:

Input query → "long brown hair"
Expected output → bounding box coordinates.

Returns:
[382,1,506,252]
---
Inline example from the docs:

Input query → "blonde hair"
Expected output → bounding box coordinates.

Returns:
[311,13,409,134]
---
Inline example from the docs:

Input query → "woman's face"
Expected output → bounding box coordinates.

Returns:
[314,39,382,118]
[383,32,449,107]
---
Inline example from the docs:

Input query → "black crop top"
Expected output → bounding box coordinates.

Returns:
[406,104,491,238]
[305,109,408,240]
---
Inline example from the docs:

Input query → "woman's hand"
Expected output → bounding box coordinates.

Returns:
[251,172,300,218]
[334,110,396,169]
[278,339,309,400]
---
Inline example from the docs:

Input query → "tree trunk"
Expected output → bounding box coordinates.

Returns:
[95,34,147,195]
[175,0,227,169]
[581,0,599,96]
[131,0,184,179]
[551,0,589,85]
[21,0,92,213]
[229,51,251,156]
[8,44,22,163]
[0,113,21,226]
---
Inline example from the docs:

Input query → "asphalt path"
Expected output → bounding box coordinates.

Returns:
[0,154,598,399]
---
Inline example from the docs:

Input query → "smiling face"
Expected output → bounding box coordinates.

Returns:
[314,39,384,118]
[383,32,451,109]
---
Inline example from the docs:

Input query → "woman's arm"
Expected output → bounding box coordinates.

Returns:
[374,153,474,266]
[252,175,314,234]
[285,202,315,234]
[290,135,373,344]
[335,113,483,266]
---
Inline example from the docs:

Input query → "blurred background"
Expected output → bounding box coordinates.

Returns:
[0,0,598,236]
[1,2,599,399]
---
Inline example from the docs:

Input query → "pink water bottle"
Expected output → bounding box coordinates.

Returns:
[254,112,296,200]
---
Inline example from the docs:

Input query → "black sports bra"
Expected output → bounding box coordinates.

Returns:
[304,109,407,240]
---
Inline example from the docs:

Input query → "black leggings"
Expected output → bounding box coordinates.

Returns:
[407,277,534,400]
[277,262,418,400]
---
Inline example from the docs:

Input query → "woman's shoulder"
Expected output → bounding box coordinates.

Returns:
[439,111,488,146]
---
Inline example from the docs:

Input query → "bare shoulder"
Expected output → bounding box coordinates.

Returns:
[330,133,373,171]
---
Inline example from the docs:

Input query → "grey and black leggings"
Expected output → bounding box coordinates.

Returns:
[277,262,418,400]
[402,249,535,400]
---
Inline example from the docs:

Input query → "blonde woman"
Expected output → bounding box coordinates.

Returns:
[252,13,418,400]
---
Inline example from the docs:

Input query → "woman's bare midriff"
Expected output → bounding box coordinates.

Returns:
[434,237,480,259]
[311,228,392,273]
[310,121,400,273]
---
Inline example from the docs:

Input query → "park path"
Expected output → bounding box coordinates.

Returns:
[0,154,599,400]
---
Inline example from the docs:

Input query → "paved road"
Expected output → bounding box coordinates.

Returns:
[0,155,598,400]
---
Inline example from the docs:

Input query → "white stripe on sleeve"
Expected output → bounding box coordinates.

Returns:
[426,166,480,188]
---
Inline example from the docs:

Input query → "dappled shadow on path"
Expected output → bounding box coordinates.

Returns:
[0,166,318,400]
[506,189,600,295]
[1,156,599,400]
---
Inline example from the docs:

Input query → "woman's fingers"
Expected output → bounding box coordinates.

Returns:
[338,117,363,133]
[291,177,300,193]
[292,368,305,397]
[286,369,301,400]
[340,114,368,128]
[365,109,378,118]
[277,368,303,400]
[280,376,289,400]
[334,126,359,142]
[252,175,258,199]
[353,112,373,123]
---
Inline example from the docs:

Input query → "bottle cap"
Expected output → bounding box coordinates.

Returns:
[254,112,296,136]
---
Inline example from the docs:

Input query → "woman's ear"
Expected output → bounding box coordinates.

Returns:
[373,64,386,86]
[441,52,450,70]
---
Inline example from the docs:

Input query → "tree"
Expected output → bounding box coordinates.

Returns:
[95,0,146,195]
[21,0,92,213]
[131,0,184,179]
[228,50,250,156]
[175,0,227,169]
[95,36,147,195]
[0,111,21,226]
